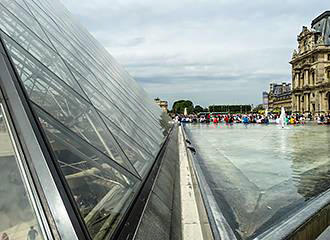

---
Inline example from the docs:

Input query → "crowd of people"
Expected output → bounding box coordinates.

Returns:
[173,112,330,125]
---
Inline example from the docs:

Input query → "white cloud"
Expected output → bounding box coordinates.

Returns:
[60,0,329,107]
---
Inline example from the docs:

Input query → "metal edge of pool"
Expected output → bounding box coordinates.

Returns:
[256,188,330,240]
[181,125,238,240]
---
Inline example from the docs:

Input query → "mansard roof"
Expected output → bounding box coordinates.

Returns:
[312,11,330,26]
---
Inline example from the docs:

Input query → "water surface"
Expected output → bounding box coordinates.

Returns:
[185,123,330,239]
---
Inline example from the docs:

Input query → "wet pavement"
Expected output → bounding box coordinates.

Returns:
[184,123,330,239]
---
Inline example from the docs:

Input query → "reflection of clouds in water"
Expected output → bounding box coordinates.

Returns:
[185,123,330,239]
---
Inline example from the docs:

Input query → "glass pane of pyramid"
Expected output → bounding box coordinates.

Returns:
[2,34,138,175]
[0,10,85,97]
[101,114,156,176]
[33,104,140,239]
[0,0,172,238]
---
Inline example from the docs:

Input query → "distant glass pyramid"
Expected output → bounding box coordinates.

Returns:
[0,0,171,239]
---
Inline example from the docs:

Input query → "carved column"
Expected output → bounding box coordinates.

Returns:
[295,73,300,88]
[308,93,311,112]
[319,92,323,113]
[305,70,309,86]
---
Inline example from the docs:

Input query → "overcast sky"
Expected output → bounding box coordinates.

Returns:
[60,0,328,108]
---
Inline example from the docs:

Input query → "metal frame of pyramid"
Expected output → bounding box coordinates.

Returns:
[0,0,172,239]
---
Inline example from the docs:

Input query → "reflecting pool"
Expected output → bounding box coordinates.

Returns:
[184,123,330,240]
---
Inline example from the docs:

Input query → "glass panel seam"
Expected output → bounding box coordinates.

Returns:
[18,0,160,125]
[1,30,94,106]
[63,60,162,145]
[31,101,142,180]
[22,0,91,104]
[98,110,155,157]
[92,107,143,178]
[25,0,158,123]
[0,42,82,239]
[0,1,55,51]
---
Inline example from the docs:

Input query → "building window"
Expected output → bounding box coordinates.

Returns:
[328,54,330,61]
[315,36,319,44]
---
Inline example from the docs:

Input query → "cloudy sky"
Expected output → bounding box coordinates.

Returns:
[61,0,328,108]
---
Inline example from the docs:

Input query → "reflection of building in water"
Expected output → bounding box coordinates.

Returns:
[290,11,330,115]
[267,82,292,112]
[290,127,330,199]
[154,97,169,113]
[295,163,330,200]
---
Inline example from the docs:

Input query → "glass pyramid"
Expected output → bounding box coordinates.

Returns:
[0,0,171,239]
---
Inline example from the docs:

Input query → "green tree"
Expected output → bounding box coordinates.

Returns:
[208,105,252,113]
[172,100,194,114]
[194,105,204,114]
[252,104,265,113]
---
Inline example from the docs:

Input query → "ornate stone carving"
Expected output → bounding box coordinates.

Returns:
[290,13,330,114]
[292,49,298,59]
[317,36,324,45]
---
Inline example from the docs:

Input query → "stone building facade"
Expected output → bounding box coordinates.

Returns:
[154,98,169,113]
[290,11,330,115]
[267,83,292,112]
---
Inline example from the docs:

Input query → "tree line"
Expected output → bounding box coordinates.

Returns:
[171,100,252,114]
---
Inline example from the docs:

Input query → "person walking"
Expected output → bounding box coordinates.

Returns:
[27,226,38,240]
